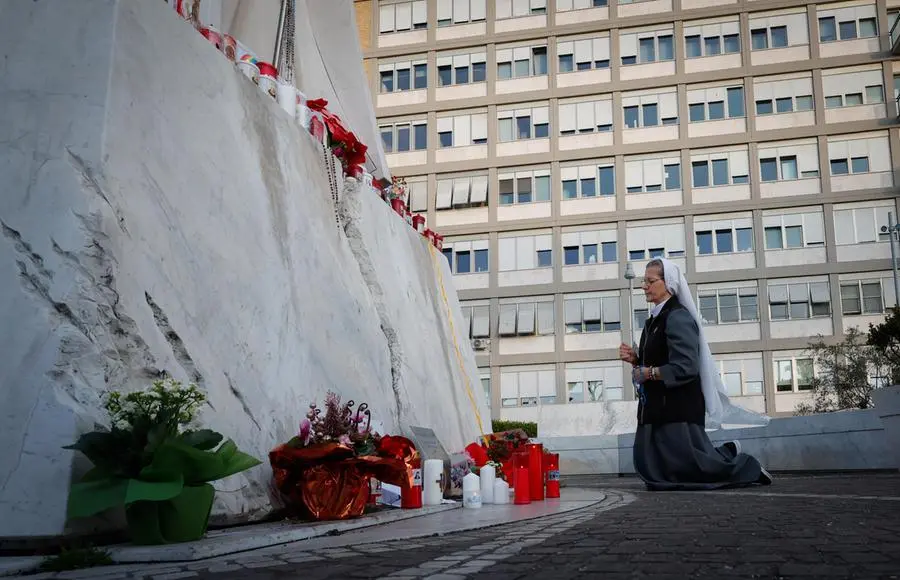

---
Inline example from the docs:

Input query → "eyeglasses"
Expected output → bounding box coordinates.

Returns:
[641,277,663,287]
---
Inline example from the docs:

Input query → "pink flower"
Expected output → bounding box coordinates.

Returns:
[339,434,352,446]
[299,419,311,443]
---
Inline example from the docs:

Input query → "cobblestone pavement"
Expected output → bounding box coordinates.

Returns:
[38,474,900,580]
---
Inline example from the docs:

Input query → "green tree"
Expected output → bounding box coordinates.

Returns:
[867,305,900,385]
[796,327,892,415]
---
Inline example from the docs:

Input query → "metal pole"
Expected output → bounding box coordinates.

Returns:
[889,212,900,306]
[272,0,288,68]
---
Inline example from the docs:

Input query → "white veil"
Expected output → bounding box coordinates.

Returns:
[657,258,770,430]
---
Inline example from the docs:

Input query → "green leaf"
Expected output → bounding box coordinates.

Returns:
[214,439,237,463]
[215,442,261,480]
[64,431,130,473]
[178,429,224,451]
[66,475,184,520]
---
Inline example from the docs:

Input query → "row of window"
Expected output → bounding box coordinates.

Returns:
[378,0,879,43]
[391,133,891,213]
[437,202,894,272]
[380,73,890,151]
[459,276,897,344]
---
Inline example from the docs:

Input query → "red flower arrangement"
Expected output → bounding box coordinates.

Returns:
[307,98,368,177]
[269,392,417,521]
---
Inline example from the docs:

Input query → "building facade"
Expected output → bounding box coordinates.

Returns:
[356,0,900,434]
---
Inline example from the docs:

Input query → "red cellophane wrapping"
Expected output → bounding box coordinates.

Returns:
[269,437,419,521]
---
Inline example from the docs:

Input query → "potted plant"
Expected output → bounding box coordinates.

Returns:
[64,379,261,545]
[269,392,414,521]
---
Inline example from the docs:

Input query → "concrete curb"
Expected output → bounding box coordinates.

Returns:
[0,504,460,575]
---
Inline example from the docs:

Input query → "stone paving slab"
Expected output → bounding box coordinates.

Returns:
[13,475,900,579]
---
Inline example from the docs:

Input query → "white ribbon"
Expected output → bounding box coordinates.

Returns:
[657,258,770,429]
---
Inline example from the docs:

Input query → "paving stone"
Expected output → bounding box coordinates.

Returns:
[150,573,199,580]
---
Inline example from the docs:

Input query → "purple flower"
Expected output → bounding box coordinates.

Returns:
[299,419,311,443]
[339,434,352,446]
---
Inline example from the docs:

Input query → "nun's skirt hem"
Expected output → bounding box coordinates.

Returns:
[633,422,763,491]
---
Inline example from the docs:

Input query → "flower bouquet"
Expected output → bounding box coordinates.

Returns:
[64,379,261,545]
[306,98,368,178]
[484,429,530,482]
[269,392,416,521]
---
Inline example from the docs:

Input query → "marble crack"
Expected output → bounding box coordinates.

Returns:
[1,219,53,280]
[65,147,128,235]
[144,292,204,386]
[337,178,406,425]
[224,371,261,431]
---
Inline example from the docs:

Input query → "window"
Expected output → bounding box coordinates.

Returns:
[496,45,549,79]
[775,357,815,392]
[498,169,551,205]
[565,294,621,333]
[441,240,490,274]
[561,164,615,199]
[435,175,489,210]
[436,0,486,26]
[689,150,750,187]
[687,85,745,122]
[840,279,894,315]
[694,218,753,255]
[622,91,678,129]
[460,302,491,338]
[436,51,488,87]
[683,21,740,58]
[768,281,831,320]
[818,6,877,42]
[566,364,624,403]
[827,135,891,178]
[379,1,428,33]
[626,221,686,262]
[498,300,555,337]
[763,211,825,250]
[698,286,759,324]
[753,75,815,116]
[822,68,886,109]
[498,234,553,271]
[435,113,488,148]
[379,60,428,93]
[748,12,807,50]
[406,179,428,212]
[561,229,617,266]
[496,0,548,20]
[498,106,550,141]
[559,99,614,135]
[625,156,681,193]
[500,366,556,408]
[380,121,428,153]
[558,0,609,11]
[557,36,611,73]
[834,203,896,245]
[758,142,819,181]
[620,29,675,65]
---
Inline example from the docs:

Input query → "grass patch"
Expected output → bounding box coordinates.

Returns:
[39,547,113,572]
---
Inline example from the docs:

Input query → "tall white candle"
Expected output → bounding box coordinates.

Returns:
[423,459,443,506]
[479,464,496,504]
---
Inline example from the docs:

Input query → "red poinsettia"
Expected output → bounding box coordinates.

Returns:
[306,98,368,174]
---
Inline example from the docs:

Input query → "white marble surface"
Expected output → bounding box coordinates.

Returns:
[0,0,484,538]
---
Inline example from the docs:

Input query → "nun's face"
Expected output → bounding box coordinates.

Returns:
[642,265,670,304]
